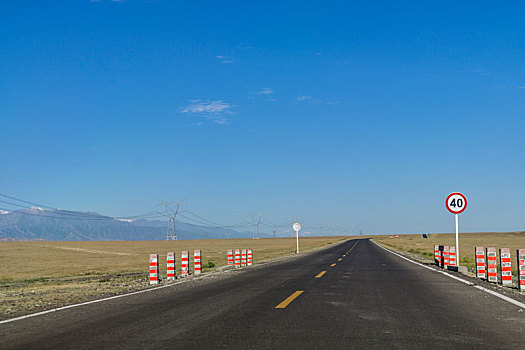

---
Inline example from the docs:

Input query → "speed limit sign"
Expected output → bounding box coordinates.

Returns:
[445,192,467,267]
[445,192,467,214]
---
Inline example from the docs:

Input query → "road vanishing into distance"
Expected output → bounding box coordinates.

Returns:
[1,239,524,349]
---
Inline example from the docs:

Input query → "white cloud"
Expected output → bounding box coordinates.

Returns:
[181,100,233,125]
[259,88,273,95]
[216,55,233,64]
[295,95,337,105]
[296,95,313,102]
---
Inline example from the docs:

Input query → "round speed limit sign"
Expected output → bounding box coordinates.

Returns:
[445,192,467,214]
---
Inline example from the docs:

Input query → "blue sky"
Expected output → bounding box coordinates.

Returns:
[1,1,524,234]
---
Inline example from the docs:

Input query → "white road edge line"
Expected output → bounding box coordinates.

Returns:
[0,280,186,325]
[372,240,525,309]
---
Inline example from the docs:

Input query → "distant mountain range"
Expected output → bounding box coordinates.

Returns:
[0,207,254,241]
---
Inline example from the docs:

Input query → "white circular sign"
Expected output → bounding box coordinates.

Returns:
[293,222,301,231]
[445,192,467,214]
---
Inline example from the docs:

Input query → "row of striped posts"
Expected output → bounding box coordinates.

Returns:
[149,250,202,285]
[434,245,525,291]
[227,249,253,268]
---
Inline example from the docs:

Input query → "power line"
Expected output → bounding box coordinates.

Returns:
[0,193,164,221]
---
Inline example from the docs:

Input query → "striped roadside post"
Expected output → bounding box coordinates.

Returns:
[234,249,241,268]
[443,246,450,268]
[486,247,498,283]
[475,247,486,279]
[434,245,440,266]
[167,252,176,281]
[227,249,234,266]
[247,248,253,266]
[241,249,247,267]
[518,249,525,291]
[449,246,457,266]
[194,250,202,275]
[499,248,512,286]
[438,245,444,268]
[149,254,159,285]
[181,251,189,277]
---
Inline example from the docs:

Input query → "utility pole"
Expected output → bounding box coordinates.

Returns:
[160,200,183,241]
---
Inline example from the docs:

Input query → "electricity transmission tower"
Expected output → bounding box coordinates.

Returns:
[251,215,262,239]
[160,201,183,240]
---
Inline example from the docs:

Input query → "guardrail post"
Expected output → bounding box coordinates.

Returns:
[247,248,253,266]
[475,247,486,279]
[241,249,247,267]
[149,254,159,285]
[518,249,525,291]
[486,247,497,283]
[227,249,233,266]
[499,248,512,286]
[167,252,176,281]
[449,246,457,266]
[181,251,189,277]
[194,250,202,275]
[234,249,241,268]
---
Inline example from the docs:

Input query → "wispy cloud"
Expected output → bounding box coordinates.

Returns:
[181,100,233,125]
[296,95,313,102]
[258,88,273,95]
[295,95,336,105]
[216,55,234,64]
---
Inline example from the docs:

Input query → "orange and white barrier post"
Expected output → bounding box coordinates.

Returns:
[194,250,202,275]
[518,249,525,291]
[234,249,241,268]
[149,254,159,285]
[241,249,247,267]
[475,247,486,279]
[486,247,497,283]
[181,251,189,277]
[449,246,457,266]
[499,248,512,286]
[434,245,440,266]
[227,249,233,266]
[443,246,450,268]
[167,252,176,281]
[247,248,253,266]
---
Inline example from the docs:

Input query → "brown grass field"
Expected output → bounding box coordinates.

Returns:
[0,236,348,320]
[374,231,525,273]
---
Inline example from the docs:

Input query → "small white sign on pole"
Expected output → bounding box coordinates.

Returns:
[445,192,467,266]
[293,222,301,254]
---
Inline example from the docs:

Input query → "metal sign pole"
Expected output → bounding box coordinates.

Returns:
[455,214,459,265]
[296,229,299,254]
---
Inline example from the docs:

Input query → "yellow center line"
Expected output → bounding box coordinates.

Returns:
[275,291,304,309]
[315,271,326,278]
[338,258,342,261]
[330,263,336,267]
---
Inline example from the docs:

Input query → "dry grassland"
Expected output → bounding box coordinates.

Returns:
[375,231,525,273]
[0,236,348,320]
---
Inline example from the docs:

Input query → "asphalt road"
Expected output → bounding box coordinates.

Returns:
[1,239,524,349]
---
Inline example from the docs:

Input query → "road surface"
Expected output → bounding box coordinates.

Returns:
[1,239,524,349]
